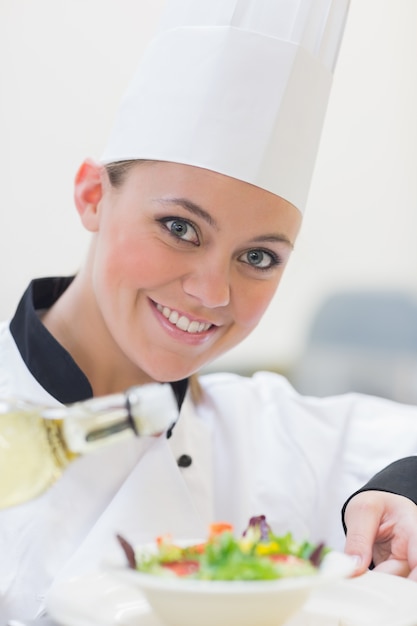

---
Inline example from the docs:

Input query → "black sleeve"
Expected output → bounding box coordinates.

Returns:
[341,456,417,533]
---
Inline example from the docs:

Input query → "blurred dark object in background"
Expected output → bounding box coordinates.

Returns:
[290,290,417,404]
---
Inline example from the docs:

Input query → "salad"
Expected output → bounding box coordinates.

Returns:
[117,515,328,581]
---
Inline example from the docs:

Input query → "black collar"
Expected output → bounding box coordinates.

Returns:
[10,277,188,409]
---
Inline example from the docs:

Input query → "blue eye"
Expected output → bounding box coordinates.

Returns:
[240,249,278,270]
[162,218,199,244]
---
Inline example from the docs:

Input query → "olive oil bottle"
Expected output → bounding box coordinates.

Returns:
[0,384,178,509]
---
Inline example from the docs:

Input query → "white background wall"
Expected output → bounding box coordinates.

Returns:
[1,1,416,375]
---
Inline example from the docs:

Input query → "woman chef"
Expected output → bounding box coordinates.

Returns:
[1,0,417,621]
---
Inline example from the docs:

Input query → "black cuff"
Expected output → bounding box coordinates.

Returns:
[341,456,417,534]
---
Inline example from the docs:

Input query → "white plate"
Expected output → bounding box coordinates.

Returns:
[46,569,417,626]
[107,547,356,626]
[46,571,159,626]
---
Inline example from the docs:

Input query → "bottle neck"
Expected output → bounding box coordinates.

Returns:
[42,383,179,454]
[44,418,77,468]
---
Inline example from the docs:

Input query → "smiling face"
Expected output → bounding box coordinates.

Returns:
[73,160,301,384]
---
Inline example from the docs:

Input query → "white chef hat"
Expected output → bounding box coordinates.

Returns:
[101,0,350,214]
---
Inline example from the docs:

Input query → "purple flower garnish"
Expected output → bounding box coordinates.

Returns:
[243,515,272,541]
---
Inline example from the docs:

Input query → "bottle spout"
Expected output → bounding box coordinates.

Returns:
[57,383,179,453]
[126,383,179,436]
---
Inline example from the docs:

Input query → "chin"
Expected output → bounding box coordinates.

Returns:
[140,347,224,383]
[143,361,199,383]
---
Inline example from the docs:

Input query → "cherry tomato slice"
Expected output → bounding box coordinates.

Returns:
[162,560,200,577]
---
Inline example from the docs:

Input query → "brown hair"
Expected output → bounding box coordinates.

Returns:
[105,160,143,187]
[105,160,204,405]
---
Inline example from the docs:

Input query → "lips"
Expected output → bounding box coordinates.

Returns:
[156,303,212,334]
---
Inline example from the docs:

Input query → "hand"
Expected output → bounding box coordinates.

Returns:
[344,490,417,580]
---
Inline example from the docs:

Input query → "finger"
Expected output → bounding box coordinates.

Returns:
[407,564,417,581]
[343,494,382,573]
[373,558,410,577]
[403,512,417,579]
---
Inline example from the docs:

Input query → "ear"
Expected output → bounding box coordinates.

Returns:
[73,159,105,232]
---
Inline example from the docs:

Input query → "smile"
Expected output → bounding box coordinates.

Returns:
[156,304,212,334]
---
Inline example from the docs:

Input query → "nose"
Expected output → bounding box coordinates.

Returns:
[182,259,231,308]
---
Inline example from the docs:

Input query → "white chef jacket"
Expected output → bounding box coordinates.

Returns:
[2,278,417,621]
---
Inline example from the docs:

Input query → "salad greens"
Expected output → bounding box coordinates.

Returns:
[117,515,329,581]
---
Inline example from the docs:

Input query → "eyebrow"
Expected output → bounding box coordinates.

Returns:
[251,234,294,248]
[156,197,294,247]
[157,198,218,229]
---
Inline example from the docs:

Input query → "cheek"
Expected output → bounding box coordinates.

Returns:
[234,280,280,329]
[97,230,165,288]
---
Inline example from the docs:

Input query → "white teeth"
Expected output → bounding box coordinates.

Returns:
[168,310,179,324]
[176,315,190,331]
[156,303,212,334]
[187,321,200,333]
